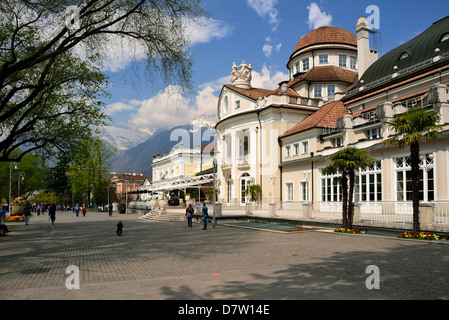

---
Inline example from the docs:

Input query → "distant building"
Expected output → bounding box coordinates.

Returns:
[137,143,217,201]
[110,173,149,201]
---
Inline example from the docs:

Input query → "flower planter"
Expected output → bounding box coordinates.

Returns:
[159,199,168,211]
[399,232,441,241]
[334,228,362,234]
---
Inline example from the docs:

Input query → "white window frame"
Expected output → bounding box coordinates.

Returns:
[302,58,310,71]
[314,85,322,98]
[286,182,294,202]
[367,127,381,140]
[395,154,435,203]
[302,141,309,155]
[319,55,328,64]
[293,143,300,156]
[350,56,357,69]
[339,55,347,68]
[285,145,291,158]
[301,181,309,201]
[327,85,336,98]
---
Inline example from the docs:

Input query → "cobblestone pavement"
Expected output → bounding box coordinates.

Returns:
[1,210,449,301]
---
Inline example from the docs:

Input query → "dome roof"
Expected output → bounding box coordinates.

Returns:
[292,26,357,57]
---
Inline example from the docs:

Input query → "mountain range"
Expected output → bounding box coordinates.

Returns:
[106,123,216,179]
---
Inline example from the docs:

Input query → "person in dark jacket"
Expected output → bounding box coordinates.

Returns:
[49,204,56,225]
[116,221,123,236]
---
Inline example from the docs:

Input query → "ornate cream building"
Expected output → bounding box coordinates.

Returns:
[216,14,449,230]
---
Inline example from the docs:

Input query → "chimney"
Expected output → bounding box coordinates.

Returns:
[356,16,378,78]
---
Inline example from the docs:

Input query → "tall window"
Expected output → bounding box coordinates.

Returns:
[302,141,309,154]
[227,179,232,203]
[319,55,328,64]
[339,55,347,68]
[240,173,251,204]
[350,56,357,69]
[285,145,291,157]
[321,171,342,202]
[302,58,310,71]
[301,182,309,201]
[395,155,434,202]
[286,183,294,201]
[293,143,300,156]
[327,85,335,99]
[355,161,382,202]
[314,85,322,98]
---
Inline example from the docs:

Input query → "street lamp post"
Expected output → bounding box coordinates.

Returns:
[213,159,216,228]
[18,172,25,197]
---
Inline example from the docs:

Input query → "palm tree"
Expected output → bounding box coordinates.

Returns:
[383,105,442,233]
[245,184,262,202]
[323,147,375,229]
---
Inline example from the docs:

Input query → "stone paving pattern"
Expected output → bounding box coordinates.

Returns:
[1,211,449,300]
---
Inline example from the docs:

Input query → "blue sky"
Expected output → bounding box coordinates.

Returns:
[101,0,449,137]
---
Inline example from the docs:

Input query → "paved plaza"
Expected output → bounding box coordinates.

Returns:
[1,210,449,301]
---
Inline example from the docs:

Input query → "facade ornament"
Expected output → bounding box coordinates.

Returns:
[231,61,252,89]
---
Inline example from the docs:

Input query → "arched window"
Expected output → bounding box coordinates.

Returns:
[223,96,229,114]
[440,33,449,43]
[399,52,410,60]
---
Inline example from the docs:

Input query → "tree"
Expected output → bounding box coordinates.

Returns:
[383,105,442,233]
[67,137,115,207]
[0,0,206,163]
[322,147,375,230]
[0,148,50,202]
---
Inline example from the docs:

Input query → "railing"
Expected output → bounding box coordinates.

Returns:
[434,203,449,227]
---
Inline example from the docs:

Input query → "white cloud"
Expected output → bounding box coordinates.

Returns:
[252,65,288,89]
[124,66,289,132]
[263,38,282,58]
[104,101,137,116]
[183,16,233,45]
[263,44,273,58]
[246,0,280,30]
[307,2,332,30]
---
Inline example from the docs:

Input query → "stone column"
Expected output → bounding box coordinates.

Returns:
[419,203,434,231]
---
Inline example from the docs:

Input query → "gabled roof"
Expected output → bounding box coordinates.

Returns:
[280,100,350,138]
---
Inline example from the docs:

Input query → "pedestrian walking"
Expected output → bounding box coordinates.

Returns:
[202,202,208,230]
[49,203,56,225]
[82,205,87,217]
[75,204,80,217]
[1,205,7,225]
[185,204,194,228]
[36,205,41,216]
[116,221,123,236]
[24,205,31,225]
[109,204,113,217]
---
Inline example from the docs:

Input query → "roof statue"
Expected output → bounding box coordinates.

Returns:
[231,61,252,89]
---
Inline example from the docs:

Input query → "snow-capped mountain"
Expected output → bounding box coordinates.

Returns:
[100,124,154,151]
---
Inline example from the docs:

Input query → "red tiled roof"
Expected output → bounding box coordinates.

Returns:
[223,85,275,101]
[281,100,350,137]
[292,26,357,56]
[288,66,358,87]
